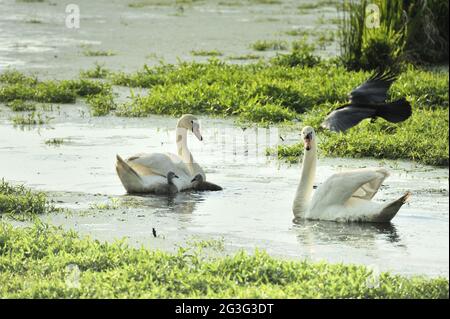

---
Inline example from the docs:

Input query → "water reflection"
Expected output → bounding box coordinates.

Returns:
[292,219,401,246]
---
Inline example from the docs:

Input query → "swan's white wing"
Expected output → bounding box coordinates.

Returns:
[309,168,389,213]
[126,153,191,177]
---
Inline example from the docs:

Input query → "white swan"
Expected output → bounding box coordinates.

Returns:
[292,126,411,223]
[116,114,206,194]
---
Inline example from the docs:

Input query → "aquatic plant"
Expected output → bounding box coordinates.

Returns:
[45,138,65,146]
[0,221,447,298]
[297,0,340,11]
[251,40,288,51]
[10,112,49,126]
[0,180,55,219]
[5,99,36,112]
[0,71,113,115]
[227,54,262,61]
[128,0,202,8]
[82,49,116,57]
[339,0,449,70]
[190,50,223,57]
[86,92,116,116]
[80,63,110,79]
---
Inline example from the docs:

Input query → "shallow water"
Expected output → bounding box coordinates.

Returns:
[0,0,339,77]
[0,108,448,278]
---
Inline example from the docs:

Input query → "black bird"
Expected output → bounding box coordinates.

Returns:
[152,228,157,238]
[321,70,412,133]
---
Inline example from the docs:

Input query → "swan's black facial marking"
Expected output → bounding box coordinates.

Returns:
[304,132,313,151]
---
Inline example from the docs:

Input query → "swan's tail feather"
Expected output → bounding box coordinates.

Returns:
[372,191,411,223]
[116,155,144,193]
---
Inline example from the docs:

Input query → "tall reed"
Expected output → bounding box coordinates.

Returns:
[339,0,449,70]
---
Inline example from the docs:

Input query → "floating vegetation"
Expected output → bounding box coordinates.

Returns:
[82,49,117,57]
[0,71,113,115]
[86,92,117,116]
[5,99,36,112]
[24,18,42,24]
[10,112,49,126]
[45,138,65,146]
[190,49,223,57]
[248,0,282,4]
[128,0,202,8]
[251,40,288,51]
[80,63,110,79]
[227,54,262,60]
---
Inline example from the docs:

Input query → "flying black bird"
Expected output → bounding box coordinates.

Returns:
[321,70,412,133]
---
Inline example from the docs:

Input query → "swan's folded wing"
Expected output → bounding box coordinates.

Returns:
[309,168,389,212]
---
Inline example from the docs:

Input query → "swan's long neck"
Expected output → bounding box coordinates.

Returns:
[293,142,317,218]
[176,127,193,164]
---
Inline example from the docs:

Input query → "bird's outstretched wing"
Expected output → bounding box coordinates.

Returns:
[349,70,397,104]
[321,105,376,133]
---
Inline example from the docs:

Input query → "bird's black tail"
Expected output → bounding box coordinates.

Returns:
[376,98,412,123]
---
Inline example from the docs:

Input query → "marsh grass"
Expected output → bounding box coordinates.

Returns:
[190,49,223,57]
[5,99,36,112]
[45,138,65,146]
[251,40,288,51]
[0,221,447,298]
[86,92,117,116]
[0,70,112,115]
[339,0,449,70]
[82,49,116,57]
[227,54,262,61]
[80,63,110,79]
[10,112,49,126]
[0,180,55,220]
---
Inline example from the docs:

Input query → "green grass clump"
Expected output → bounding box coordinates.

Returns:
[251,40,288,51]
[5,99,36,111]
[82,48,116,57]
[0,221,447,298]
[190,49,223,57]
[0,71,113,115]
[239,102,298,123]
[86,93,116,116]
[80,64,110,79]
[0,70,37,86]
[10,112,49,126]
[248,0,281,4]
[45,138,65,146]
[227,54,262,60]
[0,180,55,219]
[272,40,321,67]
[65,79,112,97]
